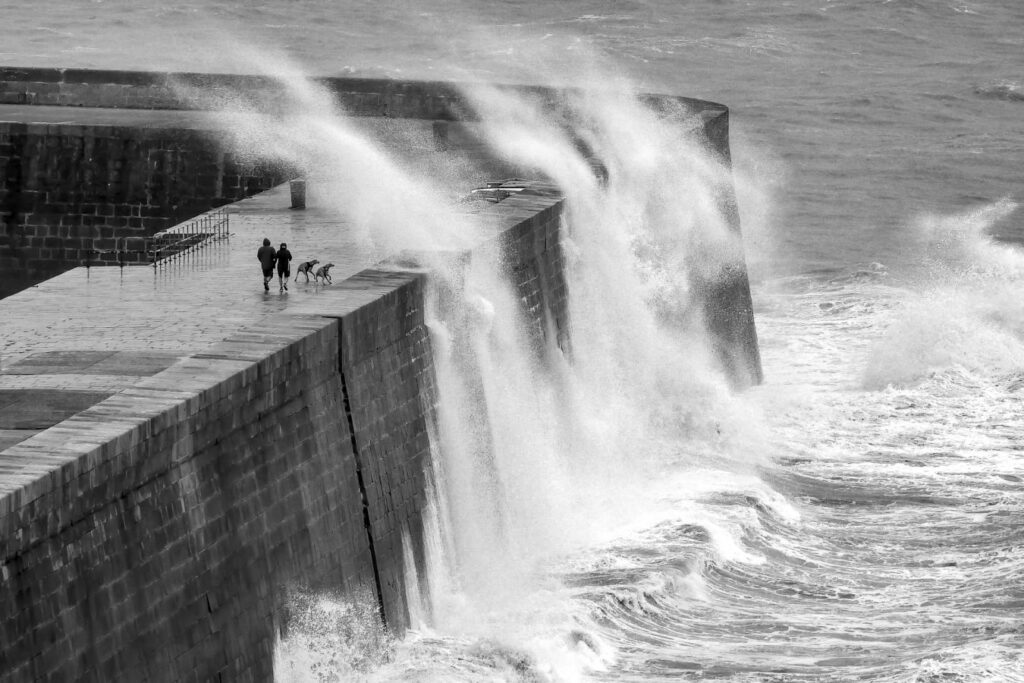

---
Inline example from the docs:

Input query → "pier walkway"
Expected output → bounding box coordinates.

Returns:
[0,173,553,496]
[0,93,548,502]
[0,183,370,456]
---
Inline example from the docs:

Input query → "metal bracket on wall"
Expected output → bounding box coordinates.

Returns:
[461,178,561,204]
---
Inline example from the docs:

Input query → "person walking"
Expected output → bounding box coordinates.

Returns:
[276,242,293,292]
[257,238,276,291]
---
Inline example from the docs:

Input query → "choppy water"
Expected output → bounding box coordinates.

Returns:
[7,1,1024,680]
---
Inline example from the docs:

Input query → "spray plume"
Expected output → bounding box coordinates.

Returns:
[185,44,769,678]
[863,199,1024,389]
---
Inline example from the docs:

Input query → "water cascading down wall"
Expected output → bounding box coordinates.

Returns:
[0,69,761,681]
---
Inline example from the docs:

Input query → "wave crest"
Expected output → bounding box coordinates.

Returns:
[862,201,1024,389]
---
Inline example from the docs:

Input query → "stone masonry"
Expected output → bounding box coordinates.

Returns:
[0,67,763,680]
[0,314,376,682]
[0,118,287,299]
[0,182,573,681]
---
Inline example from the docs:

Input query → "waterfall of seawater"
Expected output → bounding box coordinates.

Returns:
[398,78,780,681]
[197,55,774,681]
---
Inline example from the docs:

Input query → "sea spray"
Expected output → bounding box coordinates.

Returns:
[186,59,594,672]
[863,200,1024,389]
[272,588,393,682]
[174,52,482,256]
[421,236,584,617]
[401,72,776,670]
[191,55,771,678]
[461,76,764,463]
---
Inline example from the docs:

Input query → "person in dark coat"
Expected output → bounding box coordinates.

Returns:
[257,238,276,291]
[276,242,293,292]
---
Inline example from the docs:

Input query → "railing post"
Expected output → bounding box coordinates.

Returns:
[290,178,306,209]
[148,211,231,268]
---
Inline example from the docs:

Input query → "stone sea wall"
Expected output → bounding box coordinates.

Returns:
[333,271,438,631]
[0,191,570,682]
[0,312,376,681]
[496,189,571,355]
[0,65,758,383]
[0,66,726,122]
[0,67,761,680]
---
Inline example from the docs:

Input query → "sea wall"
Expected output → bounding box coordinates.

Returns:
[0,65,758,383]
[496,189,571,355]
[0,66,726,122]
[0,121,285,298]
[0,313,376,681]
[0,66,760,680]
[0,191,569,682]
[332,271,439,631]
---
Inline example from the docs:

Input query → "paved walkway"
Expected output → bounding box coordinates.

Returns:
[0,182,391,453]
[1,183,373,366]
[0,170,552,460]
[0,101,546,466]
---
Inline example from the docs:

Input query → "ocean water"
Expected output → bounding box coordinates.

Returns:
[6,1,1024,680]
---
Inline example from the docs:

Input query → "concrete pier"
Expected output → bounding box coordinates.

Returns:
[0,68,762,681]
[0,178,569,681]
[0,183,367,450]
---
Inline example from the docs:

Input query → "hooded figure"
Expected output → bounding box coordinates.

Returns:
[257,238,276,291]
[276,242,293,291]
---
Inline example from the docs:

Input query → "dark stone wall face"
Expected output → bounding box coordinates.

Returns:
[697,109,763,388]
[334,272,438,632]
[0,122,286,299]
[0,317,378,682]
[496,196,571,357]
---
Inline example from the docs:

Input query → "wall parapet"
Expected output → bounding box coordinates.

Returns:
[0,66,728,124]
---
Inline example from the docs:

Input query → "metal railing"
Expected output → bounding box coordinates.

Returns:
[150,208,229,267]
[84,208,230,270]
[85,235,150,268]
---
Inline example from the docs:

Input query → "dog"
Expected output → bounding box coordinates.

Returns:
[295,259,319,282]
[314,263,334,285]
